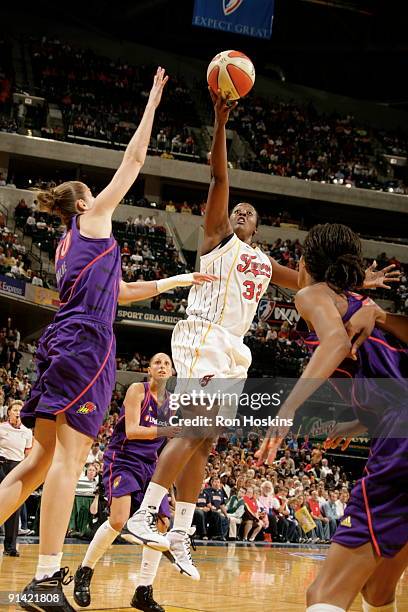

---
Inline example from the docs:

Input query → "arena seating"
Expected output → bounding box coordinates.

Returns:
[1,36,406,194]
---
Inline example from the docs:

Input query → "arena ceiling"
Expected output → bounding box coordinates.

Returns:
[13,0,408,103]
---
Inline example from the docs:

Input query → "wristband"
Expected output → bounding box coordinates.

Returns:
[156,273,195,293]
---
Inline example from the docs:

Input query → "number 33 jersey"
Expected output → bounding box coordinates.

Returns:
[186,233,272,338]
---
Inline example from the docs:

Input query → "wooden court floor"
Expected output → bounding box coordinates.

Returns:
[1,543,407,611]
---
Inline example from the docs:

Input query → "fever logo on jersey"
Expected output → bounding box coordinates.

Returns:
[77,402,97,414]
[113,476,121,489]
[199,374,215,388]
[340,516,352,528]
[223,0,244,16]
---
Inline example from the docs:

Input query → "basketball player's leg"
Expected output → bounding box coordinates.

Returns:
[74,495,131,607]
[131,511,169,612]
[361,543,408,611]
[38,413,93,565]
[306,542,380,611]
[0,418,56,524]
[150,435,206,491]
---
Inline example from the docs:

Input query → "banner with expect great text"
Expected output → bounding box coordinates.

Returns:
[193,0,275,39]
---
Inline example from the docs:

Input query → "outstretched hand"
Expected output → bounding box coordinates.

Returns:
[363,260,401,290]
[324,419,367,451]
[191,272,218,285]
[209,87,237,125]
[254,405,295,466]
[148,67,169,109]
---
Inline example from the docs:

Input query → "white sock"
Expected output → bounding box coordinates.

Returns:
[172,501,195,532]
[36,552,63,580]
[139,482,168,513]
[82,520,120,570]
[138,547,162,586]
[362,598,396,612]
[306,605,345,612]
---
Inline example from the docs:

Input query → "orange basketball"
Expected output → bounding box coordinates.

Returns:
[207,50,255,100]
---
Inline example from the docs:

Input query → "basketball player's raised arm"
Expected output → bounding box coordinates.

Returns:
[80,68,168,236]
[268,259,400,294]
[201,90,236,255]
[118,272,216,305]
[268,257,299,291]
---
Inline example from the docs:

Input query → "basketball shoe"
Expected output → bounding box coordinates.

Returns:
[131,585,165,611]
[166,528,200,581]
[19,567,75,611]
[124,509,169,551]
[73,565,94,607]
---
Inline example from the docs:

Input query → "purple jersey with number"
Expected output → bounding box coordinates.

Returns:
[305,291,408,558]
[21,215,121,438]
[103,383,170,516]
[55,215,121,325]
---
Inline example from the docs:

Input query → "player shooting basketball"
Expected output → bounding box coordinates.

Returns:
[125,90,399,582]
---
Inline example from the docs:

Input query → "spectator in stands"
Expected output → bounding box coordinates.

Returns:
[31,273,43,287]
[321,490,339,537]
[0,400,33,556]
[307,490,330,542]
[193,482,210,539]
[242,486,263,542]
[225,486,245,541]
[206,476,229,541]
[335,489,349,519]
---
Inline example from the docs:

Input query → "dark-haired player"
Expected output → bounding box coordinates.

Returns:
[0,69,214,612]
[125,91,397,581]
[257,223,408,612]
[74,353,177,612]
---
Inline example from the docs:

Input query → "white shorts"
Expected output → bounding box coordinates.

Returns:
[171,317,251,379]
[171,318,251,420]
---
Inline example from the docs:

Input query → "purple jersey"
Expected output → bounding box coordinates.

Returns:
[305,291,408,429]
[102,382,171,516]
[104,382,169,465]
[54,215,121,325]
[21,215,120,438]
[305,291,408,558]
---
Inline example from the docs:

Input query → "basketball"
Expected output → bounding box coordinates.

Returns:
[207,50,255,100]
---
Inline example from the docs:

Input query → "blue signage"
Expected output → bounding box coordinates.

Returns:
[193,0,275,40]
[0,274,25,297]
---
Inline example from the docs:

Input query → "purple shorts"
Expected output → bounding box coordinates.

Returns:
[21,317,116,439]
[333,413,408,558]
[102,455,170,518]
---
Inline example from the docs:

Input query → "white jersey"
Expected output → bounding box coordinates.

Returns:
[186,233,272,338]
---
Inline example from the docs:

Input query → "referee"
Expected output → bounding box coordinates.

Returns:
[0,400,33,556]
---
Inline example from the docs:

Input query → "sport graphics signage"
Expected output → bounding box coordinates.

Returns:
[193,0,275,39]
[116,307,185,329]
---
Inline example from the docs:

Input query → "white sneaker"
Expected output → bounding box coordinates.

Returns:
[166,528,200,581]
[124,509,170,552]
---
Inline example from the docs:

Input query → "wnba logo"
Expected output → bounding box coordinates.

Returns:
[223,0,244,16]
